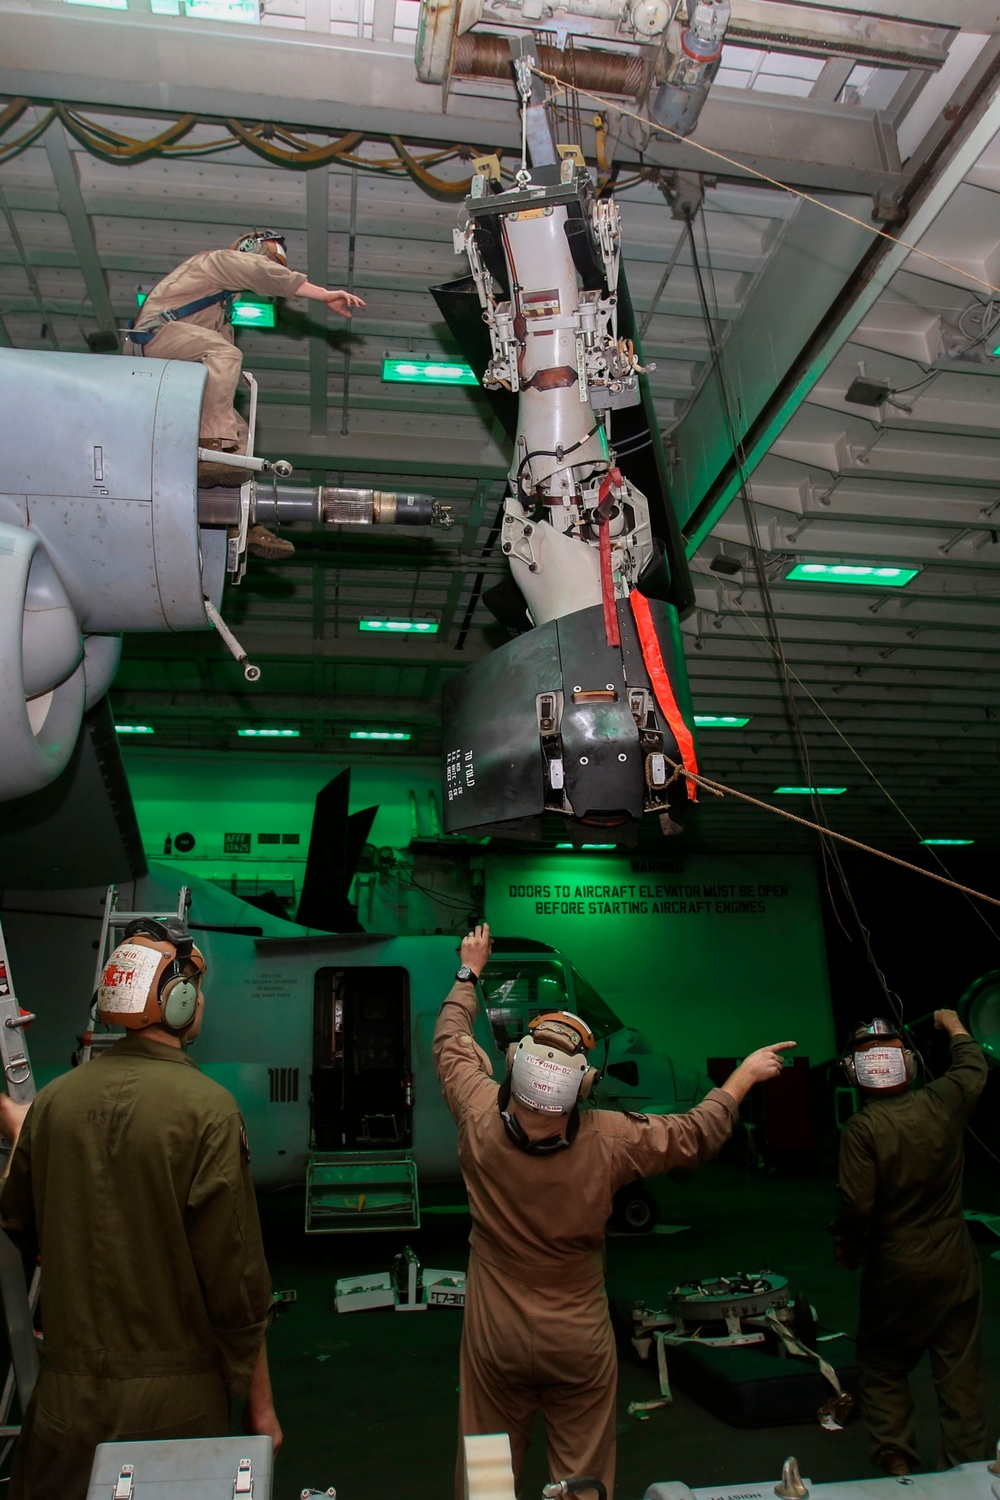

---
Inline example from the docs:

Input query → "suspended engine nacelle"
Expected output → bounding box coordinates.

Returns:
[0,348,449,802]
[442,163,699,843]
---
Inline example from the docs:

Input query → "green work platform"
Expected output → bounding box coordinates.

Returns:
[305,1151,420,1233]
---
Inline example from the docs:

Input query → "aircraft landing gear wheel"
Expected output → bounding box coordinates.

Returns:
[611,1184,658,1234]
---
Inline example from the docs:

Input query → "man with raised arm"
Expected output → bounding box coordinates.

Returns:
[435,921,795,1500]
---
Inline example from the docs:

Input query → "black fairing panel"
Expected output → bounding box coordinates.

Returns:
[442,596,693,838]
[429,275,518,442]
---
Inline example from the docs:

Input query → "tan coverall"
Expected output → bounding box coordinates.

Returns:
[831,1035,988,1471]
[130,249,307,444]
[434,980,738,1500]
[0,1033,273,1500]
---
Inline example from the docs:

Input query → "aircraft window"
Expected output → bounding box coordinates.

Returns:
[480,960,623,1051]
[481,961,570,1052]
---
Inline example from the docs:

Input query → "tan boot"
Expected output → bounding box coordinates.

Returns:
[247,524,295,560]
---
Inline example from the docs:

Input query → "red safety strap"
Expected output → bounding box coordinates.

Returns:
[596,467,623,649]
[629,591,699,801]
[598,522,620,648]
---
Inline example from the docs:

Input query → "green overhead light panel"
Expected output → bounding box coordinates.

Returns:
[359,618,439,634]
[555,843,617,850]
[349,730,412,741]
[65,0,128,9]
[774,785,847,796]
[693,715,751,728]
[237,727,300,738]
[229,299,276,328]
[184,0,260,17]
[785,562,919,587]
[114,723,154,735]
[920,838,974,846]
[382,357,479,387]
[136,291,274,327]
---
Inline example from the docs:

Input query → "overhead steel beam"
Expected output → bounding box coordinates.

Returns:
[41,119,117,338]
[0,8,907,193]
[679,73,1000,554]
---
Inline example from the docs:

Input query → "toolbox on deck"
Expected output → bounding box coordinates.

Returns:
[87,1436,273,1500]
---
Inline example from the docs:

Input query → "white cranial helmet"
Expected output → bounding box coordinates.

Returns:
[509,1011,596,1114]
[510,1038,589,1114]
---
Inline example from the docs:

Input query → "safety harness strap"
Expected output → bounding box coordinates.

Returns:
[125,289,236,346]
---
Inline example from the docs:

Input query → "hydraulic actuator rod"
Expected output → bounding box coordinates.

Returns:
[197,484,450,529]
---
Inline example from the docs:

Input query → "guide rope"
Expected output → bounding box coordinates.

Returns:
[663,758,1000,911]
[529,65,1000,300]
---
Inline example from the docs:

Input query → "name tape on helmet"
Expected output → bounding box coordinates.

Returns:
[99,943,162,1014]
[511,1046,585,1113]
[854,1045,908,1089]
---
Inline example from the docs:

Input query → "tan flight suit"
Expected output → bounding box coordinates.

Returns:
[0,1033,273,1500]
[129,249,307,444]
[434,980,738,1500]
[831,1035,988,1471]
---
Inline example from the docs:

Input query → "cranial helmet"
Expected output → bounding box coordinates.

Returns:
[231,229,288,265]
[841,1017,915,1093]
[507,1010,598,1115]
[98,918,206,1036]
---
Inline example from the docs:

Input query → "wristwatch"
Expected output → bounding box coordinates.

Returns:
[455,964,479,984]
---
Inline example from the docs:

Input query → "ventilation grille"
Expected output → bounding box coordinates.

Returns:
[269,1067,300,1103]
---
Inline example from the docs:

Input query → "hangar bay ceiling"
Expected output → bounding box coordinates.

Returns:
[2,0,1000,855]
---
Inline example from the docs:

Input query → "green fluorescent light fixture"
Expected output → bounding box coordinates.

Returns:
[230,299,275,329]
[555,843,617,850]
[115,723,154,735]
[774,785,847,796]
[65,0,128,9]
[921,838,974,846]
[785,562,919,587]
[359,618,439,634]
[382,357,479,387]
[237,727,300,738]
[184,0,259,16]
[350,730,412,741]
[136,291,274,328]
[694,714,751,728]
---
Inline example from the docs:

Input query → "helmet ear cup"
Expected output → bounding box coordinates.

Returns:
[904,1049,916,1081]
[841,1054,859,1088]
[506,1042,518,1074]
[579,1066,598,1100]
[161,973,200,1033]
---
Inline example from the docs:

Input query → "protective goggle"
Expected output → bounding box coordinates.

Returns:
[236,230,288,259]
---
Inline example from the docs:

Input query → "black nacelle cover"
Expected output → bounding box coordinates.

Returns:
[442,596,692,838]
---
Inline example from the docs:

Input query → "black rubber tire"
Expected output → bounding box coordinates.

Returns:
[610,1184,658,1234]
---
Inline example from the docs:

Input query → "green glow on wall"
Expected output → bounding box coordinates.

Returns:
[382,357,478,387]
[358,619,439,634]
[693,715,751,728]
[785,562,919,587]
[115,723,154,734]
[237,727,300,738]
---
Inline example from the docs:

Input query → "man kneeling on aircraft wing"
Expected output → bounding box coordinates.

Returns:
[0,917,280,1500]
[434,922,795,1500]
